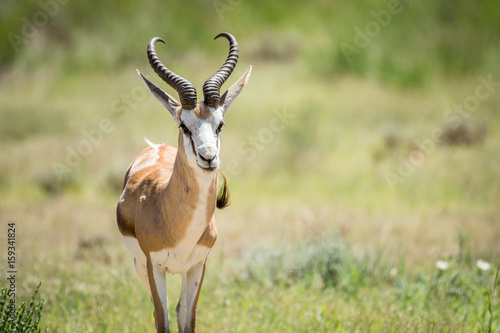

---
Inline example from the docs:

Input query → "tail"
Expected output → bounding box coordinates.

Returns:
[216,173,230,209]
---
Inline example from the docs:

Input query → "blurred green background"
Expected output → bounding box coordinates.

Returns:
[1,0,499,331]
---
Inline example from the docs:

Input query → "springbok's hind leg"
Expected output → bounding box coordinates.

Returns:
[176,260,207,333]
[134,258,151,293]
[135,258,157,319]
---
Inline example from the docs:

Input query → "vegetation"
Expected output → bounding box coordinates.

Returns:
[0,0,499,331]
[0,284,45,333]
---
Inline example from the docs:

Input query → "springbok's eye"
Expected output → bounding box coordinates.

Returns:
[179,123,191,136]
[216,122,225,134]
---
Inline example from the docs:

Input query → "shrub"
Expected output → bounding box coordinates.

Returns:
[233,235,350,288]
[0,283,45,333]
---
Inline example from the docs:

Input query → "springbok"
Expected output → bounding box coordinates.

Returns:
[116,32,251,333]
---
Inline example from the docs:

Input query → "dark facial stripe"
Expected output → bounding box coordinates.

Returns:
[189,135,197,156]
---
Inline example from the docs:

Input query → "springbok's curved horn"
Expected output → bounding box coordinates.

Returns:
[202,32,239,108]
[147,37,198,110]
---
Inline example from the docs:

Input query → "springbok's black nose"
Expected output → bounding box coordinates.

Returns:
[199,154,215,164]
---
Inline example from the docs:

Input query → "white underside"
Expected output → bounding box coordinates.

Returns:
[121,235,210,275]
[151,245,210,275]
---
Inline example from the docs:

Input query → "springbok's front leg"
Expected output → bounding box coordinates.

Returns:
[147,258,170,333]
[176,260,207,333]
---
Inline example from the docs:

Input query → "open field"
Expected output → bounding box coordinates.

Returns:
[1,0,500,331]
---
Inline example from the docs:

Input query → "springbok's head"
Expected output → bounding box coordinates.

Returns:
[139,32,251,172]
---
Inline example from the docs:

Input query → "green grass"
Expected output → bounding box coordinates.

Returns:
[2,230,497,332]
[1,0,500,331]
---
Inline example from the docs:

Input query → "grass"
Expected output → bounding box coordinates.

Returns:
[1,61,499,331]
[0,218,497,332]
[1,0,500,331]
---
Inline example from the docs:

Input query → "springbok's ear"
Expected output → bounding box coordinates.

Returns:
[220,65,252,116]
[137,70,181,121]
